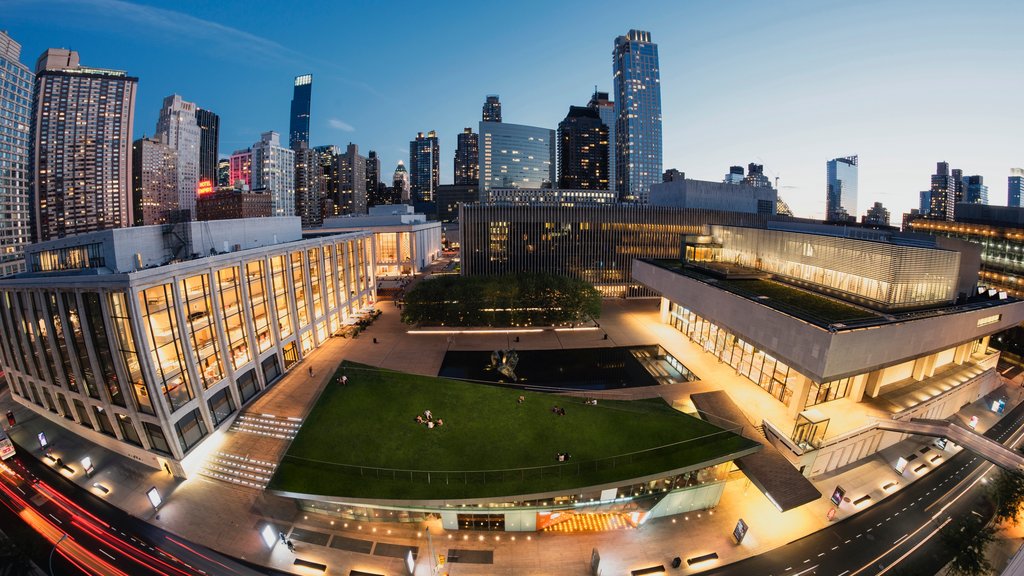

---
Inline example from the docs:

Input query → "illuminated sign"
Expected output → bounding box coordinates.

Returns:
[37,432,47,448]
[895,457,908,475]
[830,485,846,506]
[197,179,214,197]
[0,429,14,461]
[969,415,979,429]
[146,487,162,509]
[405,549,415,574]
[977,314,1001,327]
[732,518,749,543]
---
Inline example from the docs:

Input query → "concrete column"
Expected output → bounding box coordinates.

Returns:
[787,373,814,418]
[864,369,884,398]
[660,297,671,324]
[911,357,928,381]
[953,342,970,365]
[849,372,870,403]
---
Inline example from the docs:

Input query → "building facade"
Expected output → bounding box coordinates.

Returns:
[482,95,501,123]
[293,143,322,228]
[228,148,251,189]
[454,128,479,186]
[862,201,891,227]
[392,162,411,204]
[196,188,273,221]
[31,48,137,241]
[1009,169,1024,208]
[155,94,202,219]
[131,136,179,226]
[558,106,608,190]
[460,203,769,297]
[0,219,375,475]
[929,162,959,221]
[825,156,858,222]
[963,175,988,205]
[317,205,441,277]
[649,176,777,215]
[365,150,381,203]
[613,30,662,203]
[485,188,616,205]
[0,32,33,276]
[409,131,439,203]
[587,91,615,193]
[195,108,219,185]
[251,132,295,217]
[289,74,312,150]
[478,121,555,195]
[335,143,367,215]
[435,184,479,222]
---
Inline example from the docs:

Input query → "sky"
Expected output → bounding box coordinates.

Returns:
[5,0,1023,220]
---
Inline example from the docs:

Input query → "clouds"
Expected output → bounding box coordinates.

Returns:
[328,118,356,132]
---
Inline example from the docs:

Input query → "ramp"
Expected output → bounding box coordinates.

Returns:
[691,391,821,512]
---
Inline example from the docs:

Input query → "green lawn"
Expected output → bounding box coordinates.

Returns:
[268,362,759,500]
[718,279,878,322]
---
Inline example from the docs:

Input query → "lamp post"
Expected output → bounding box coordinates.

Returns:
[49,533,67,576]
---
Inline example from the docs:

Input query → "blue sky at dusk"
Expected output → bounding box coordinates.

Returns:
[5,0,1023,219]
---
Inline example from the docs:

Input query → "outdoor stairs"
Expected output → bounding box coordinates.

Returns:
[229,413,302,439]
[197,452,277,489]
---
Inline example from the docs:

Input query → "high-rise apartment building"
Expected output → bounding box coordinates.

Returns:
[482,95,502,123]
[478,122,555,195]
[1009,168,1024,208]
[250,132,295,216]
[825,155,858,222]
[558,106,608,190]
[195,108,219,184]
[862,201,891,227]
[587,91,615,192]
[929,162,957,221]
[155,94,201,219]
[289,74,312,149]
[0,32,33,276]
[409,131,439,203]
[228,148,252,188]
[366,150,381,203]
[216,158,230,187]
[724,166,745,184]
[393,161,411,204]
[454,128,479,186]
[293,143,322,228]
[743,163,772,188]
[31,49,137,241]
[962,175,988,205]
[131,136,178,225]
[336,143,367,215]
[613,30,662,203]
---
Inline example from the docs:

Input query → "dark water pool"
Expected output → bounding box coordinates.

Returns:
[438,345,698,391]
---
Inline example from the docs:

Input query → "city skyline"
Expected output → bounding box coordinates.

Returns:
[4,0,1022,221]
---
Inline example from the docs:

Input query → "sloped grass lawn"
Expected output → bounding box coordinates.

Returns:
[268,362,758,500]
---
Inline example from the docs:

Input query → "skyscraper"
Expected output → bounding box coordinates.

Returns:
[216,158,230,187]
[483,95,502,123]
[336,143,367,215]
[0,32,33,276]
[613,30,662,203]
[558,106,608,190]
[1009,169,1024,208]
[228,148,252,188]
[31,48,137,241]
[409,131,440,203]
[250,131,295,216]
[724,166,745,184]
[293,142,322,228]
[131,136,178,225]
[962,175,988,205]
[862,201,891,227]
[743,163,772,188]
[289,74,312,149]
[313,144,339,215]
[366,150,381,197]
[587,91,615,192]
[454,128,479,186]
[155,94,201,219]
[826,155,858,222]
[393,161,411,204]
[478,121,555,195]
[195,108,219,184]
[929,162,957,221]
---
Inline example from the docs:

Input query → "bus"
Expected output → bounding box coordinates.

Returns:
[0,428,15,460]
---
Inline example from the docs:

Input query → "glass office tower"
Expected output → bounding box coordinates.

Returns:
[826,155,858,222]
[289,74,312,149]
[613,30,662,203]
[478,122,555,195]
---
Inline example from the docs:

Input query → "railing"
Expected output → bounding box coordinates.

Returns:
[279,428,747,487]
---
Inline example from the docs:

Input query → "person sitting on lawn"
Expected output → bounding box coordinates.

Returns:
[437,418,444,427]
[425,409,433,421]
[415,415,424,424]
[427,420,435,429]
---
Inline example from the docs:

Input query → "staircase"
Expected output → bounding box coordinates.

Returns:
[197,413,304,488]
[198,452,277,489]
[228,413,302,439]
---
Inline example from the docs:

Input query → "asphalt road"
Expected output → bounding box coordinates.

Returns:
[696,401,1024,576]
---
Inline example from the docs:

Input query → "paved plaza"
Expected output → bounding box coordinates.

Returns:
[2,298,1022,575]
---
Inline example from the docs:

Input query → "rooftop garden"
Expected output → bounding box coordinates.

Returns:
[718,279,879,323]
[268,362,758,500]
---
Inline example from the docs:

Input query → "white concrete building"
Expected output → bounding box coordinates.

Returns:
[155,94,202,219]
[315,205,441,276]
[251,132,295,217]
[0,218,375,476]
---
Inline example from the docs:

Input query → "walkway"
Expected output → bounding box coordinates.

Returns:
[875,417,1024,473]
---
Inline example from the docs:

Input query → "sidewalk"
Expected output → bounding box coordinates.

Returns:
[1,299,1021,575]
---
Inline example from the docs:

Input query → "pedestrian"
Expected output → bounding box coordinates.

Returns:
[286,540,295,553]
[342,375,348,385]
[373,337,378,344]
[308,366,314,377]
[278,531,286,543]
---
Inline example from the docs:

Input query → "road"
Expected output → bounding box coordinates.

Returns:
[696,401,1024,576]
[0,444,278,576]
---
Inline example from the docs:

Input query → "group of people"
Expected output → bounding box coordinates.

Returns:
[556,452,572,462]
[584,398,598,406]
[551,405,567,416]
[414,409,444,429]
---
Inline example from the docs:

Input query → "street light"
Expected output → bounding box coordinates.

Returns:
[49,533,67,576]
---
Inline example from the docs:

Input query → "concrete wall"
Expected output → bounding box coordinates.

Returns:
[649,178,776,215]
[634,260,1024,383]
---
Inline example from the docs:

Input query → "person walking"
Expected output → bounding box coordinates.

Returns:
[286,540,295,553]
[308,366,314,377]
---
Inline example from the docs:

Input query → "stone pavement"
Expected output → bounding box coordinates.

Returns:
[1,298,1021,575]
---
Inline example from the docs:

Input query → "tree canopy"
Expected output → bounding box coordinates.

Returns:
[401,273,602,327]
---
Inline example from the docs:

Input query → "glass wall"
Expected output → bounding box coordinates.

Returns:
[308,247,323,318]
[806,377,852,408]
[46,294,77,393]
[138,284,193,412]
[270,255,292,339]
[81,293,124,407]
[108,292,153,415]
[62,293,99,398]
[174,408,208,453]
[291,252,310,328]
[246,260,273,353]
[669,302,798,406]
[217,267,250,370]
[143,421,172,456]
[115,413,143,447]
[181,274,224,389]
[208,388,236,426]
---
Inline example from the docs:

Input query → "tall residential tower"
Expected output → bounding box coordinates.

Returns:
[825,155,858,222]
[155,94,201,219]
[289,74,312,149]
[195,108,219,184]
[0,32,33,276]
[409,131,439,203]
[613,30,662,203]
[483,95,502,123]
[587,91,615,191]
[454,128,479,186]
[558,106,608,190]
